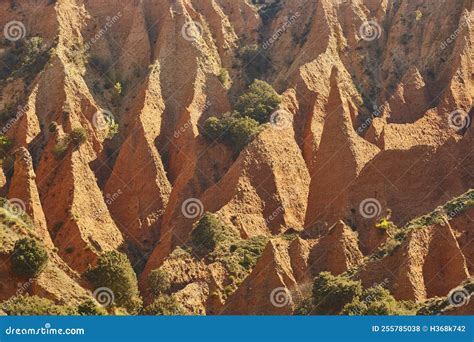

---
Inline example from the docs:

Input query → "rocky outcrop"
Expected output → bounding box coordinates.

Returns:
[308,221,364,277]
[348,133,474,254]
[288,237,313,283]
[358,220,470,302]
[305,71,379,231]
[201,125,310,238]
[173,281,209,315]
[37,143,124,273]
[8,147,52,247]
[31,254,92,306]
[104,64,171,252]
[450,206,474,274]
[221,238,299,315]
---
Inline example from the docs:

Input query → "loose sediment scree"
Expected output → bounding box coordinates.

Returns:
[0,0,472,315]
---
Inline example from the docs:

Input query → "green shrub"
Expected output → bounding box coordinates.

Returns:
[69,128,88,148]
[235,80,281,123]
[341,297,368,315]
[53,137,70,159]
[0,37,51,81]
[202,116,229,141]
[208,235,267,295]
[84,251,142,314]
[218,68,230,88]
[201,80,279,153]
[228,117,260,152]
[142,294,184,315]
[190,213,232,255]
[342,285,414,315]
[11,237,48,277]
[202,114,260,153]
[106,121,119,139]
[0,135,13,161]
[169,246,191,259]
[77,299,107,316]
[238,45,270,82]
[114,82,122,96]
[112,82,123,106]
[53,128,88,158]
[2,295,76,315]
[293,297,314,315]
[174,213,267,299]
[364,286,415,315]
[375,218,394,230]
[0,135,13,152]
[312,272,362,314]
[148,269,171,296]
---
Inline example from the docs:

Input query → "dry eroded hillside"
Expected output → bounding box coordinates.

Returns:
[0,0,473,315]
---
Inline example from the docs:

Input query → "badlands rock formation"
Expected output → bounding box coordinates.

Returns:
[0,0,472,314]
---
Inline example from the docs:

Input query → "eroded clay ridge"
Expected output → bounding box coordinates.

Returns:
[0,0,472,315]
